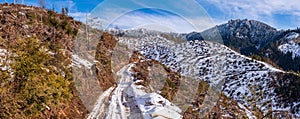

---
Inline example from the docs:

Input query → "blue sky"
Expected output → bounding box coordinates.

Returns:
[1,0,300,32]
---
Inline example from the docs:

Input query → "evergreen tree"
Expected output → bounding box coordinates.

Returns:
[0,37,72,118]
[65,7,69,15]
[61,8,65,15]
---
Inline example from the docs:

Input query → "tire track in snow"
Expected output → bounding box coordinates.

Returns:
[88,87,115,119]
[105,64,133,119]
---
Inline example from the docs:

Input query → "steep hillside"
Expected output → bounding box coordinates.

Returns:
[85,29,300,118]
[0,3,88,118]
[186,19,300,72]
[186,19,279,53]
[260,31,300,72]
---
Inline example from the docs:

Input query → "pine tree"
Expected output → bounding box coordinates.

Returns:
[62,8,65,15]
[0,37,72,117]
[65,7,69,15]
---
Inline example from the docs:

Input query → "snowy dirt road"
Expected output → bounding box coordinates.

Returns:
[88,64,135,119]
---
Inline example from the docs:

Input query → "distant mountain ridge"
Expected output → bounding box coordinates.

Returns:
[187,19,279,52]
[185,19,300,72]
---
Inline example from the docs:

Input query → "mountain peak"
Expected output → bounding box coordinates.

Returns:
[225,19,277,31]
[186,19,281,55]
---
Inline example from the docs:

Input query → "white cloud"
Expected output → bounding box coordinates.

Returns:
[107,12,217,33]
[69,10,216,33]
[205,0,300,29]
[109,13,193,33]
[82,0,219,33]
[69,12,91,23]
[208,0,300,17]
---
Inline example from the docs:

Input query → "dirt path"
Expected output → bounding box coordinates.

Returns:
[105,65,132,119]
[88,64,137,119]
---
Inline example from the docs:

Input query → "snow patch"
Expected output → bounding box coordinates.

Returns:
[135,93,182,119]
[238,103,256,119]
[72,55,94,69]
[286,32,299,40]
[87,87,115,119]
[278,40,300,59]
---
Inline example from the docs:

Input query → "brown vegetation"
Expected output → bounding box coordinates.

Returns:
[95,33,117,91]
[0,3,87,118]
[129,52,249,118]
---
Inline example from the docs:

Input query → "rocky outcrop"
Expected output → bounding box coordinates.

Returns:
[95,33,117,91]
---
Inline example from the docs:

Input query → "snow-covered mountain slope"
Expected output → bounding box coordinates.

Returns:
[110,29,300,118]
[185,19,280,50]
[184,19,300,72]
[278,32,300,59]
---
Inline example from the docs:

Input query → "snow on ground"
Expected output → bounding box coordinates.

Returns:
[125,63,183,119]
[88,63,182,119]
[294,102,300,117]
[0,49,7,56]
[0,48,14,76]
[117,32,298,117]
[134,93,182,119]
[286,32,299,40]
[128,77,182,119]
[87,65,133,119]
[105,64,132,119]
[88,87,115,119]
[226,46,284,72]
[238,103,256,119]
[0,49,8,66]
[88,29,300,118]
[278,40,300,59]
[72,55,94,69]
[278,32,300,59]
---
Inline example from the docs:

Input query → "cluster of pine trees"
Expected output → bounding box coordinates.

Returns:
[0,37,72,118]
